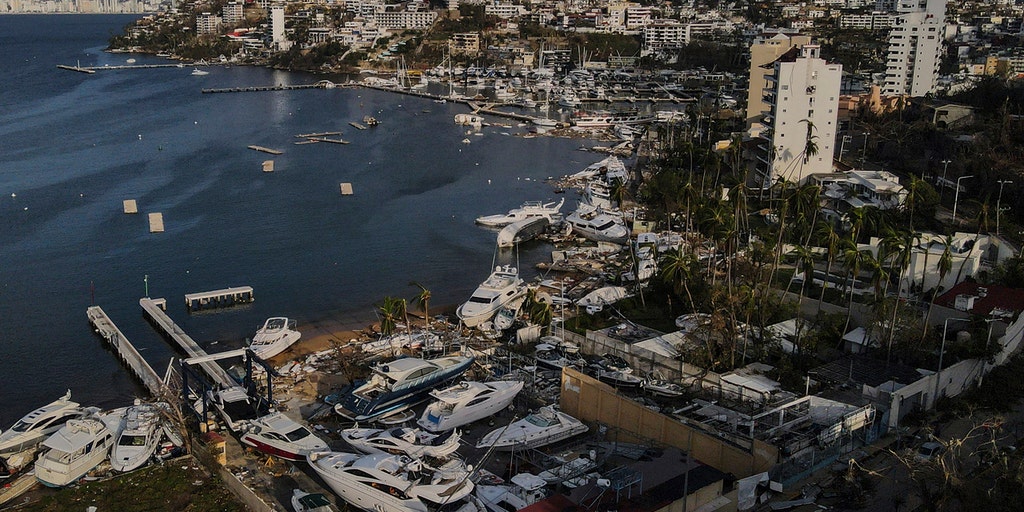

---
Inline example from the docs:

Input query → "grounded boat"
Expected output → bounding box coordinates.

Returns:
[565,205,629,244]
[641,379,686,398]
[340,427,461,459]
[35,411,120,487]
[537,455,597,483]
[307,452,475,512]
[572,110,655,128]
[475,198,564,227]
[491,305,517,331]
[240,412,329,461]
[496,216,549,248]
[534,344,585,370]
[456,266,527,328]
[476,473,548,512]
[576,286,631,313]
[0,390,92,455]
[569,155,627,181]
[110,402,165,472]
[205,385,269,432]
[249,317,301,360]
[292,489,338,512]
[417,381,524,433]
[596,368,643,389]
[334,356,475,422]
[476,406,588,451]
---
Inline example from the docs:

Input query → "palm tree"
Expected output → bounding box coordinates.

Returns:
[921,235,954,342]
[524,289,552,329]
[816,221,843,313]
[660,246,699,313]
[410,282,432,328]
[790,244,816,354]
[377,296,404,336]
[842,244,870,339]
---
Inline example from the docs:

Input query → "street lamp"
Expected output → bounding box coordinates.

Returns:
[861,132,870,165]
[839,134,852,162]
[935,317,970,406]
[939,159,952,201]
[951,175,974,225]
[997,180,1013,236]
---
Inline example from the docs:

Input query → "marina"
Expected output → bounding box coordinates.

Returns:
[86,306,165,396]
[140,297,235,388]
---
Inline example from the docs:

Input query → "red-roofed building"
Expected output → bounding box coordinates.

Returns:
[936,281,1024,319]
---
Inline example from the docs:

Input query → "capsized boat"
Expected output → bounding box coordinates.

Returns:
[417,381,524,433]
[0,390,92,455]
[565,204,629,244]
[240,412,329,461]
[35,410,121,487]
[496,216,549,248]
[476,473,548,512]
[307,452,475,512]
[334,355,475,421]
[110,402,165,472]
[340,427,460,459]
[475,198,564,227]
[456,265,527,328]
[249,317,301,360]
[476,406,588,451]
[576,286,631,312]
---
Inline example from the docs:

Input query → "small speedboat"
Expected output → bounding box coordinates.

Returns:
[417,381,524,433]
[476,406,588,451]
[596,368,643,389]
[340,427,461,459]
[641,379,685,398]
[110,402,165,472]
[240,412,329,461]
[249,317,301,360]
[0,390,92,455]
[292,489,338,512]
[191,68,209,76]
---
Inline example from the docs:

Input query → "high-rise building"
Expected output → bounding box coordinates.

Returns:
[882,0,946,97]
[745,31,812,134]
[753,44,843,186]
[223,1,244,25]
[270,5,286,45]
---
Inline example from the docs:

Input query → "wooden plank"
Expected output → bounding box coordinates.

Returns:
[123,199,138,214]
[148,212,165,233]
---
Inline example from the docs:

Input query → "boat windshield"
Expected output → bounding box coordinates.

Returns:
[525,413,556,428]
[119,434,148,447]
[469,296,494,304]
[283,427,312,442]
[10,419,35,432]
[595,221,618,231]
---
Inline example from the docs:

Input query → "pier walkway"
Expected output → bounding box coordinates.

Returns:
[87,305,165,396]
[185,285,254,311]
[141,297,235,388]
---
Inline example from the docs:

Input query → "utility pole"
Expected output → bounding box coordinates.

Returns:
[997,180,1012,236]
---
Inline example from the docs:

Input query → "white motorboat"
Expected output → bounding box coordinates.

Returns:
[249,317,301,360]
[0,390,92,455]
[334,356,475,421]
[340,427,461,459]
[576,286,631,312]
[565,205,629,244]
[475,198,564,227]
[496,216,549,248]
[557,91,582,108]
[456,265,527,328]
[596,368,643,389]
[291,489,338,512]
[191,68,209,76]
[641,379,685,398]
[307,452,475,512]
[569,156,627,181]
[417,381,524,433]
[205,385,268,432]
[476,473,547,512]
[572,110,655,128]
[240,412,329,461]
[360,331,439,356]
[491,305,517,331]
[35,411,120,487]
[110,402,165,472]
[476,406,588,451]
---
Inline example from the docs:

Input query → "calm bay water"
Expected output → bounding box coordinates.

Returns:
[0,15,602,423]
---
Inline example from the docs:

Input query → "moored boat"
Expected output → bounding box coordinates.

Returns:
[240,412,329,461]
[417,380,524,432]
[476,406,588,451]
[334,356,475,422]
[110,402,165,472]
[0,390,91,455]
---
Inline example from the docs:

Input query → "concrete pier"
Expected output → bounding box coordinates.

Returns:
[87,305,165,396]
[184,286,254,311]
[140,297,235,388]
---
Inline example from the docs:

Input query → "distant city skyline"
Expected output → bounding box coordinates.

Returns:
[3,0,167,14]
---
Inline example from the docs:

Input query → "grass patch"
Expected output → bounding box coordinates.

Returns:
[23,458,246,512]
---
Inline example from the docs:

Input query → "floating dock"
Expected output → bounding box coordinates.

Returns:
[184,286,254,311]
[148,212,165,232]
[312,137,349,145]
[123,199,138,214]
[87,306,165,396]
[296,131,341,138]
[141,297,235,388]
[248,145,283,155]
[56,64,96,74]
[348,121,368,130]
[340,183,354,195]
[262,160,274,173]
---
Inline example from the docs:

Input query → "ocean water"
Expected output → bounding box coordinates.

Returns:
[0,15,603,423]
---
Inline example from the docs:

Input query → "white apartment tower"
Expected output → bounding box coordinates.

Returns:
[745,32,812,134]
[270,5,286,45]
[755,44,842,186]
[882,0,945,97]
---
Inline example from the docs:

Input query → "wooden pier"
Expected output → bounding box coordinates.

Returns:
[87,305,165,396]
[184,286,254,311]
[248,145,283,155]
[202,81,344,94]
[56,64,96,74]
[140,297,235,388]
[311,137,349,145]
